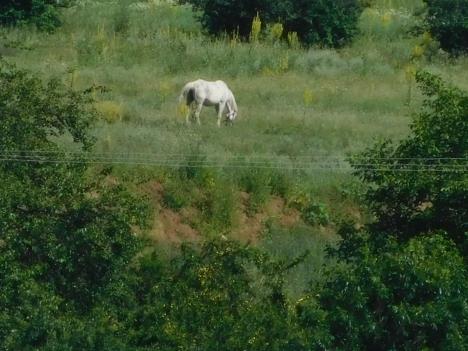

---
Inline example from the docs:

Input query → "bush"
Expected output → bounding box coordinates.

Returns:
[424,0,468,54]
[302,202,330,226]
[181,0,362,47]
[351,71,468,255]
[197,171,237,234]
[297,71,468,350]
[0,61,149,346]
[237,168,273,214]
[0,0,64,32]
[126,239,307,351]
[284,0,363,47]
[305,234,468,350]
[180,0,272,38]
[162,180,189,210]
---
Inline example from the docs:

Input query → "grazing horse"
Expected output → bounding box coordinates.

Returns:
[179,79,238,127]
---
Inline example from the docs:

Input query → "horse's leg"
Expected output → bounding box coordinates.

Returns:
[194,101,203,125]
[185,104,192,125]
[217,102,226,128]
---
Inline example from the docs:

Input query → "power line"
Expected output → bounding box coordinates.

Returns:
[1,150,467,161]
[0,152,466,172]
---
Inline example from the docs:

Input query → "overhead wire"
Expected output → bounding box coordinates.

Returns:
[0,150,466,172]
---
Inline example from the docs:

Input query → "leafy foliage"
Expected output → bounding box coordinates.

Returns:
[302,202,330,226]
[0,62,149,347]
[282,0,363,48]
[0,0,65,32]
[351,71,468,255]
[301,72,468,349]
[424,0,468,54]
[125,239,306,351]
[305,234,468,350]
[0,61,96,151]
[180,0,272,38]
[181,0,362,47]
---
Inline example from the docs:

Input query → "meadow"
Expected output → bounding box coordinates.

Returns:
[5,0,468,159]
[2,0,467,292]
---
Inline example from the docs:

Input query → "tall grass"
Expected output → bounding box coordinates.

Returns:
[4,3,466,169]
[3,0,467,176]
[4,2,463,142]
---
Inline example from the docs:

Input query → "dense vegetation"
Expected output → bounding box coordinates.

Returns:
[0,0,467,349]
[424,0,468,54]
[0,0,64,31]
[181,0,363,47]
[352,71,468,255]
[309,72,468,350]
[0,61,147,347]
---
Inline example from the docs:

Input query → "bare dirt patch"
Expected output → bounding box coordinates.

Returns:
[231,194,302,244]
[149,208,199,244]
[139,184,307,246]
[140,180,164,205]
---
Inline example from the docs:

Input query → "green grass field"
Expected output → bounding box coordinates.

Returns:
[4,0,467,160]
[2,0,467,291]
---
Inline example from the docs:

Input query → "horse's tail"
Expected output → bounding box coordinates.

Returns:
[179,83,195,105]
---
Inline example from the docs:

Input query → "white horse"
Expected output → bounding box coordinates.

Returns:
[179,79,238,127]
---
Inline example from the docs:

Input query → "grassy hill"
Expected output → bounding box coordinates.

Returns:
[5,0,467,158]
[2,0,467,293]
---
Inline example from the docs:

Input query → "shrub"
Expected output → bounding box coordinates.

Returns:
[288,188,330,226]
[181,0,362,47]
[179,0,273,38]
[305,234,468,350]
[0,61,150,347]
[267,22,284,43]
[112,0,131,35]
[0,0,64,32]
[351,71,468,255]
[302,202,330,226]
[284,0,363,47]
[162,180,190,210]
[424,0,468,54]
[269,170,292,198]
[237,168,272,214]
[197,171,237,234]
[95,100,124,123]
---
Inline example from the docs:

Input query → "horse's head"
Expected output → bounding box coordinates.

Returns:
[226,95,238,122]
[226,109,237,121]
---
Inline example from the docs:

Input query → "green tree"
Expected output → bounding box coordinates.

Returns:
[181,0,362,47]
[283,0,362,48]
[300,233,467,350]
[351,71,467,256]
[0,61,148,348]
[298,72,468,349]
[0,0,65,31]
[424,0,468,54]
[126,239,306,351]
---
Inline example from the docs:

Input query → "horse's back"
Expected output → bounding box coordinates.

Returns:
[182,79,233,106]
[214,80,228,87]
